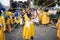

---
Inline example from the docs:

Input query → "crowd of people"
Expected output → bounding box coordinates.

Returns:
[0,2,60,40]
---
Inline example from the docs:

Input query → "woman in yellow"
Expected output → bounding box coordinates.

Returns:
[23,10,34,40]
[41,9,50,25]
[56,17,60,40]
[0,13,6,40]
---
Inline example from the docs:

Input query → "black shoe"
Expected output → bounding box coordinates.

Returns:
[31,36,33,40]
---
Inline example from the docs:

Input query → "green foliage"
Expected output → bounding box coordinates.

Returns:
[34,0,56,7]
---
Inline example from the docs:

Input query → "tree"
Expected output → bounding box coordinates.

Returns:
[46,0,56,7]
[34,0,56,7]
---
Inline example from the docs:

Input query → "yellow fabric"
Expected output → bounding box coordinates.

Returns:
[46,12,50,16]
[38,11,50,21]
[5,11,14,24]
[43,12,50,16]
[38,13,43,21]
[6,18,11,24]
[5,11,14,16]
[56,18,60,39]
[6,17,12,32]
[14,16,21,24]
[23,24,31,39]
[30,23,34,37]
[24,14,30,21]
[42,14,50,24]
[23,22,34,39]
[0,16,6,40]
[41,12,50,24]
[0,29,5,40]
[10,17,13,24]
[0,16,6,31]
[23,14,34,39]
[39,10,44,13]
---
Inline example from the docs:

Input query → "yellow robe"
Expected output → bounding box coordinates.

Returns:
[38,10,44,21]
[38,13,43,21]
[14,16,21,24]
[0,16,6,40]
[6,18,12,32]
[23,14,34,39]
[56,18,60,39]
[42,12,50,24]
[5,11,14,16]
[5,11,14,24]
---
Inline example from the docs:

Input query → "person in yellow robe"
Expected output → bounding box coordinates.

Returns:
[14,10,21,27]
[0,13,6,40]
[38,10,44,21]
[5,10,14,24]
[6,16,12,32]
[41,9,50,25]
[5,11,14,17]
[42,13,50,24]
[14,16,21,24]
[56,17,60,40]
[23,11,34,40]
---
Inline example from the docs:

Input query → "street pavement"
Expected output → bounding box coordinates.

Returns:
[5,24,57,40]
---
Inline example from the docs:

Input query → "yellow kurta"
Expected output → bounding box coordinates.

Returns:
[42,12,50,24]
[23,14,34,39]
[56,18,60,39]
[0,16,6,40]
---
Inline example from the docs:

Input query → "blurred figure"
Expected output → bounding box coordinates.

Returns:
[41,9,50,25]
[0,3,6,31]
[54,9,60,24]
[5,9,14,32]
[0,8,6,40]
[14,10,20,28]
[56,17,60,40]
[23,9,34,40]
[6,16,12,32]
[38,10,44,22]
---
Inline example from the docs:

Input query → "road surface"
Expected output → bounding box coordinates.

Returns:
[5,24,57,40]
